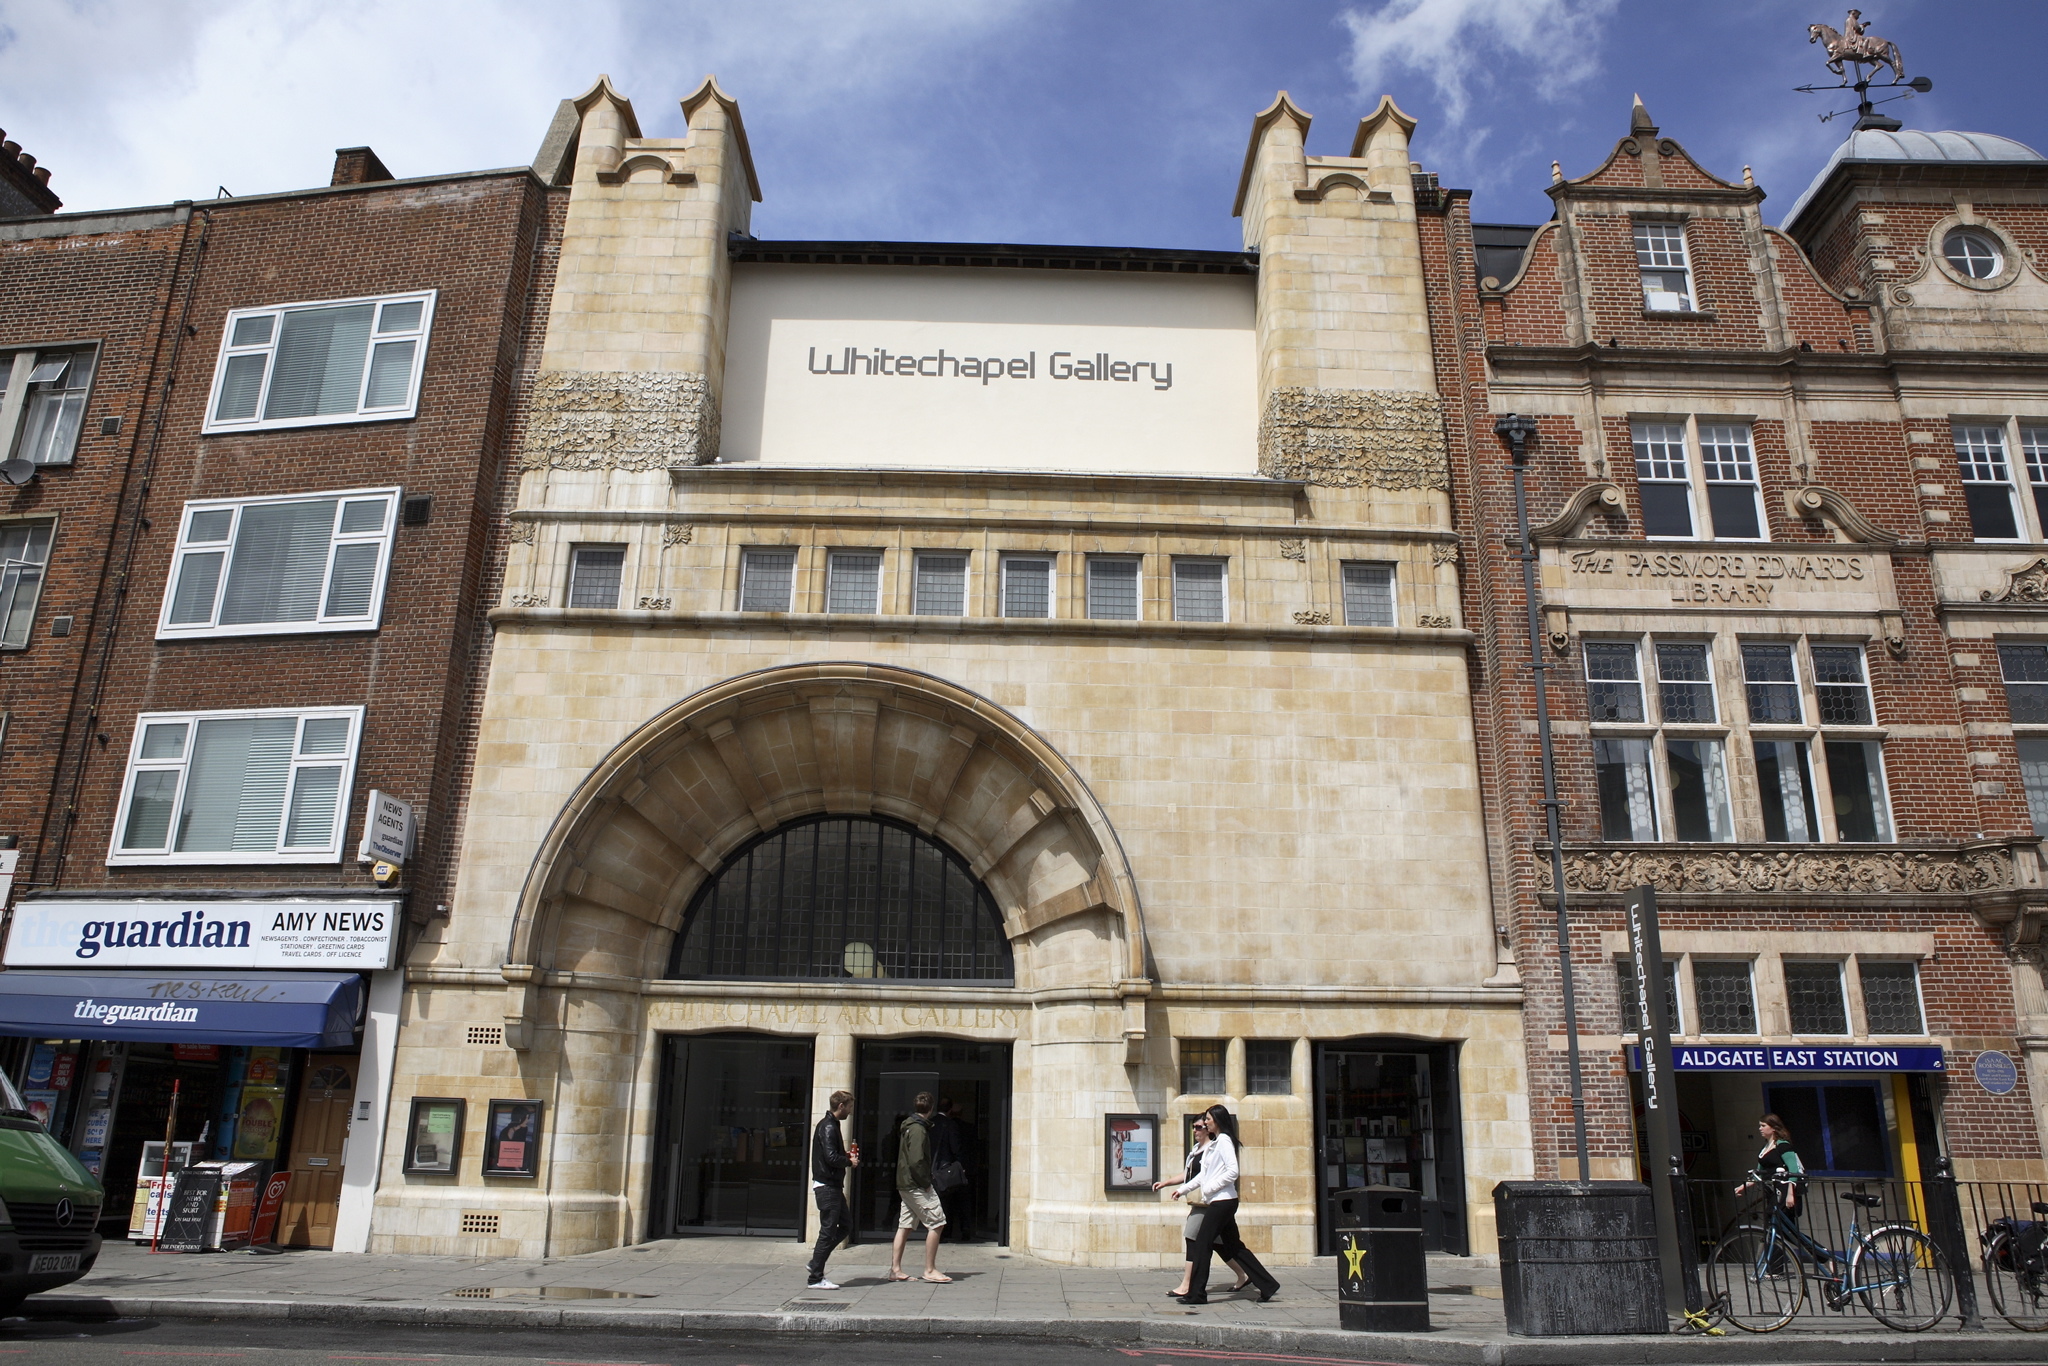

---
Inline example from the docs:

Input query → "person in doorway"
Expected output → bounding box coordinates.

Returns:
[1170,1104,1280,1305]
[1153,1111,1253,1298]
[806,1090,860,1290]
[889,1091,951,1283]
[1736,1112,1807,1222]
[933,1096,973,1242]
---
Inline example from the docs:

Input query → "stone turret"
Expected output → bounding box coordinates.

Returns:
[525,74,762,478]
[1233,93,1446,508]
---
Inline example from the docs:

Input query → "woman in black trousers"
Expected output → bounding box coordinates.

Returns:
[1171,1104,1280,1304]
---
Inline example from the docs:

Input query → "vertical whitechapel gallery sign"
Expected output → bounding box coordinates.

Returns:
[4,899,401,970]
[720,266,1258,473]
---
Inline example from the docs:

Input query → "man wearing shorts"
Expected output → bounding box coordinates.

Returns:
[889,1091,950,1283]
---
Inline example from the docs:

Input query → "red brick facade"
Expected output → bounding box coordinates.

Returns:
[1426,105,2048,1183]
[0,167,563,943]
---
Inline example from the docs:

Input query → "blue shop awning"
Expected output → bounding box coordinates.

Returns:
[0,970,362,1048]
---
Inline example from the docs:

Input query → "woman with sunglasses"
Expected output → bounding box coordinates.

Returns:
[1166,1104,1280,1304]
[1152,1111,1253,1298]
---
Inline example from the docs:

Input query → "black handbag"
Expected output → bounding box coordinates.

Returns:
[932,1159,968,1194]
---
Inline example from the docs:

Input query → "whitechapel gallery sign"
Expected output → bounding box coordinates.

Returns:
[4,899,401,970]
[720,266,1258,473]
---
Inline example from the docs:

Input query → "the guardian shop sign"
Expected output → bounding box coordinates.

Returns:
[4,899,400,971]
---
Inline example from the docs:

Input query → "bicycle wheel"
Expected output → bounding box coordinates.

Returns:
[1853,1225,1954,1332]
[1708,1223,1805,1332]
[1984,1232,2048,1332]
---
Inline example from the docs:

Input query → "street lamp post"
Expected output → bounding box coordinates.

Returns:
[1496,412,1590,1183]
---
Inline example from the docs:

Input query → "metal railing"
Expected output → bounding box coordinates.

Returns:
[1668,1167,2048,1332]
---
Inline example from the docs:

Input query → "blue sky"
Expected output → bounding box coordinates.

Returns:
[3,0,2043,245]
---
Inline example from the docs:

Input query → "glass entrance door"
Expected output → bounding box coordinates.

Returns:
[1314,1042,1465,1254]
[851,1038,1011,1245]
[654,1033,815,1237]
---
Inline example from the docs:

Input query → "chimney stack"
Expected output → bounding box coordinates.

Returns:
[0,128,62,215]
[331,146,395,186]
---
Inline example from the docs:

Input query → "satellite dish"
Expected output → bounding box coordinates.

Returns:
[0,460,36,487]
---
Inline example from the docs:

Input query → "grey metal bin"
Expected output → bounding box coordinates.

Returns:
[1333,1185,1428,1332]
[1492,1181,1664,1336]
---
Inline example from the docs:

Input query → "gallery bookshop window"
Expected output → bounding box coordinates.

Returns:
[668,815,1013,983]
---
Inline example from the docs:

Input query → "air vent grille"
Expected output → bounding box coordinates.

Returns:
[466,1025,504,1046]
[460,1212,500,1236]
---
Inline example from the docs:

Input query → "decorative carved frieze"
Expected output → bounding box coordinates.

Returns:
[507,522,537,545]
[1537,843,2021,897]
[1293,609,1331,625]
[509,593,550,608]
[662,522,694,547]
[1431,542,1461,567]
[1278,538,1307,561]
[519,370,721,472]
[1417,613,1453,628]
[1983,557,2048,604]
[636,596,672,610]
[1257,387,1449,491]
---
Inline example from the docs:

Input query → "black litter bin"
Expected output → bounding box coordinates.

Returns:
[1333,1185,1428,1332]
[1493,1181,1663,1336]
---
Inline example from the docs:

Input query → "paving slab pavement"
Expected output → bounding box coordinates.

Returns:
[24,1236,2048,1364]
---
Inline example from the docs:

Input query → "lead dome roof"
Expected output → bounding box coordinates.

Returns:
[1783,128,2047,229]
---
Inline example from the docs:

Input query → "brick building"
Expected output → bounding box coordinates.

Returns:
[1423,95,2048,1190]
[0,138,563,1250]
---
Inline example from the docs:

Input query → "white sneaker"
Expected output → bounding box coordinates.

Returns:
[807,1278,840,1291]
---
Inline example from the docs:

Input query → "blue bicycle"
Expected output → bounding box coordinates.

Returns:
[1706,1179,1954,1332]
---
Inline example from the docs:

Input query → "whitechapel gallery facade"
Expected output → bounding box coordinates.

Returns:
[369,77,1530,1265]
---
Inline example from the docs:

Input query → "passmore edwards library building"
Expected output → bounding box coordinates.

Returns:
[369,75,1526,1265]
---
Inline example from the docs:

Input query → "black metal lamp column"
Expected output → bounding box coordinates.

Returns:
[1497,412,1590,1182]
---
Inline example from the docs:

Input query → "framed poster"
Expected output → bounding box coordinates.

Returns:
[1104,1113,1158,1191]
[404,1097,465,1174]
[482,1098,543,1178]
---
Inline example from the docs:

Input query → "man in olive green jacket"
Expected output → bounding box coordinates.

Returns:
[888,1091,950,1283]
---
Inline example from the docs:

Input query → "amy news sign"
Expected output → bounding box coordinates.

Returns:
[3,899,400,971]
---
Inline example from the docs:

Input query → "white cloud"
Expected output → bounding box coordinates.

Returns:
[1341,0,1620,128]
[0,0,1032,214]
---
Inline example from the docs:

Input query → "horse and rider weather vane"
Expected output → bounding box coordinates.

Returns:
[1798,10,1932,132]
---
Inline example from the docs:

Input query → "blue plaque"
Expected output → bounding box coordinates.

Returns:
[1975,1050,2019,1096]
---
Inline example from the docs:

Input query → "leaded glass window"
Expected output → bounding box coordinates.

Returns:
[668,816,1013,983]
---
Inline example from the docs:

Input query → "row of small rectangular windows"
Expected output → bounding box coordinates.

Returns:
[1176,1039,1294,1096]
[564,545,1402,627]
[1619,957,1925,1038]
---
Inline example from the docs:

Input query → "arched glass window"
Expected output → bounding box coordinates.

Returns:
[667,816,1014,983]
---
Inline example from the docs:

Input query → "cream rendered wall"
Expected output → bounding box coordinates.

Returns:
[719,265,1257,472]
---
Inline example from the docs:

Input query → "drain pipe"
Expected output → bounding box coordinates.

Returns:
[1497,412,1590,1183]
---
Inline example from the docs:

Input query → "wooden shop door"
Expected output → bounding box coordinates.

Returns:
[278,1055,356,1248]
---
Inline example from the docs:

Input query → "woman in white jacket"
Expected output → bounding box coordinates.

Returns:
[1168,1104,1280,1304]
[1152,1112,1252,1298]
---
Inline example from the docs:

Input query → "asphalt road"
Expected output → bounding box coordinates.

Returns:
[0,1314,1421,1366]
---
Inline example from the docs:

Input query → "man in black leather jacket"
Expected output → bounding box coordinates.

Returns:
[807,1090,859,1289]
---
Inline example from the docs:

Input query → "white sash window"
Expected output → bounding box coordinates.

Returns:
[111,706,364,864]
[205,292,434,433]
[158,488,399,639]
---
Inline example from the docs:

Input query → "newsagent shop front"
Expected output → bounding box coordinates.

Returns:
[0,895,403,1250]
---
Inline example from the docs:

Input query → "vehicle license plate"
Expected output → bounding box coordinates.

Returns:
[28,1253,79,1274]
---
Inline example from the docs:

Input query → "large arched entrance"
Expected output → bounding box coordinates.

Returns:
[481,663,1149,1254]
[651,814,1017,1237]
